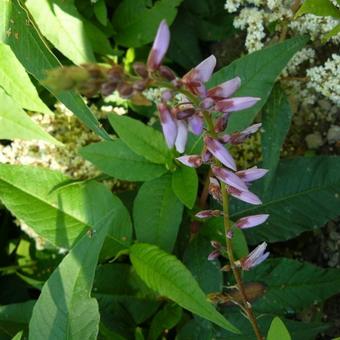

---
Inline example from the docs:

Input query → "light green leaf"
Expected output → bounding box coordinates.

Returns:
[11,331,23,340]
[29,212,112,340]
[322,23,340,43]
[93,0,107,26]
[113,0,182,47]
[231,156,340,244]
[172,166,198,208]
[80,140,167,181]
[133,175,183,252]
[262,84,292,192]
[0,88,60,144]
[0,164,131,251]
[109,114,170,164]
[0,0,109,140]
[130,243,239,333]
[295,0,340,19]
[245,258,340,314]
[0,43,52,115]
[208,36,308,132]
[26,0,95,64]
[267,317,291,340]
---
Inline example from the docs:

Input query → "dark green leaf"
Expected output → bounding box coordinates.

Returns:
[172,166,198,208]
[93,0,107,26]
[0,0,109,140]
[80,140,167,181]
[133,175,183,252]
[231,156,340,244]
[113,0,182,47]
[208,36,308,132]
[130,243,239,333]
[109,114,169,164]
[29,212,112,339]
[267,317,291,340]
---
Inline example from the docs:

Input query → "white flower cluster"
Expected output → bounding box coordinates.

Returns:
[281,48,316,77]
[307,54,340,106]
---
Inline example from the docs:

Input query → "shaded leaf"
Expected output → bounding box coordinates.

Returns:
[133,175,183,252]
[130,243,239,333]
[93,0,107,26]
[208,36,308,132]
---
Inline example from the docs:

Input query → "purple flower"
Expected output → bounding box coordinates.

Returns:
[176,155,202,168]
[188,115,204,135]
[215,97,260,112]
[209,177,222,203]
[204,136,236,171]
[158,102,177,148]
[208,77,241,100]
[147,20,170,71]
[228,186,262,205]
[229,123,262,144]
[212,166,248,192]
[214,113,229,133]
[236,167,268,183]
[175,120,188,153]
[208,240,222,261]
[195,210,223,219]
[241,242,269,270]
[202,149,213,163]
[235,214,269,229]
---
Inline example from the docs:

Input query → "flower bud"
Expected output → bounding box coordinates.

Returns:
[159,65,176,80]
[133,62,148,78]
[117,83,133,98]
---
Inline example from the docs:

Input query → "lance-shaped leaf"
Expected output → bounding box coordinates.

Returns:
[29,212,112,340]
[267,317,291,340]
[0,164,131,251]
[129,243,239,333]
[244,258,340,314]
[109,114,170,164]
[231,156,340,244]
[133,175,183,252]
[295,0,340,19]
[80,140,167,182]
[208,36,308,132]
[0,89,60,144]
[0,43,52,115]
[0,0,109,140]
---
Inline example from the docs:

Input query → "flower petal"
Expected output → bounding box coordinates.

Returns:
[228,186,262,205]
[158,103,177,148]
[215,97,260,112]
[176,155,202,168]
[242,242,269,270]
[208,76,241,100]
[147,20,170,70]
[195,210,223,219]
[189,115,204,135]
[212,166,248,191]
[175,120,188,153]
[237,167,268,182]
[195,55,217,82]
[236,214,269,229]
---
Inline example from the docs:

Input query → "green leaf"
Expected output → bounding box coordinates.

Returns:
[148,303,182,340]
[109,114,169,164]
[0,43,52,115]
[29,212,112,340]
[113,0,182,47]
[245,258,340,314]
[322,23,340,43]
[0,301,35,337]
[11,331,23,340]
[26,0,95,64]
[262,84,292,192]
[80,140,167,181]
[94,0,107,26]
[267,317,291,340]
[231,156,340,244]
[295,0,340,19]
[0,164,131,250]
[129,243,239,333]
[0,88,60,144]
[183,235,222,294]
[208,36,308,132]
[172,166,198,208]
[0,0,109,140]
[133,175,183,252]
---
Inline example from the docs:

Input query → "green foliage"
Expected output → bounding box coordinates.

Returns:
[113,0,183,47]
[133,175,183,252]
[231,156,340,244]
[267,317,291,340]
[0,0,109,140]
[0,165,131,251]
[172,166,198,208]
[295,0,340,19]
[29,213,112,340]
[129,243,239,333]
[109,114,170,165]
[80,140,168,181]
[208,36,308,132]
[93,0,108,26]
[0,89,59,144]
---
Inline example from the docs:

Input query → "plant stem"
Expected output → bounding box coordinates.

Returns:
[220,182,264,340]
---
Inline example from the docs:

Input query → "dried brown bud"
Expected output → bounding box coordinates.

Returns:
[117,83,133,98]
[173,107,196,120]
[107,65,124,82]
[133,79,149,91]
[159,65,176,81]
[133,62,148,78]
[100,81,118,96]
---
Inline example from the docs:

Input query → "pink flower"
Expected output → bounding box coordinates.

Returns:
[241,242,269,270]
[175,120,188,153]
[212,166,248,192]
[208,77,241,100]
[158,102,177,148]
[208,240,222,261]
[236,167,268,183]
[235,214,269,229]
[176,155,202,168]
[228,123,262,144]
[204,136,236,171]
[147,20,170,71]
[195,210,223,219]
[228,186,262,205]
[215,97,260,112]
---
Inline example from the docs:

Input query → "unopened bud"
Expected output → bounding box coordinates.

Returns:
[159,65,176,81]
[174,107,196,120]
[117,83,133,98]
[133,62,148,78]
[133,79,148,91]
[100,81,117,96]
